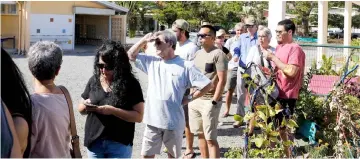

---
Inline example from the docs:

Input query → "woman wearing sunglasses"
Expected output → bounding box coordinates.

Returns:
[78,40,144,158]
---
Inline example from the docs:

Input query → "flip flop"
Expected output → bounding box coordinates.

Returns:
[182,152,196,159]
[222,113,230,118]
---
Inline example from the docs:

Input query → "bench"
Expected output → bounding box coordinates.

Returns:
[1,36,15,49]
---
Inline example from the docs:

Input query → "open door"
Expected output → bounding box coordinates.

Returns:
[111,15,127,44]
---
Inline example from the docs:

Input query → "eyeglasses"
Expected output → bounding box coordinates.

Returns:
[197,34,211,38]
[96,63,114,70]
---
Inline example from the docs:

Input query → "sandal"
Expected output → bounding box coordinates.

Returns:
[222,113,230,118]
[182,152,196,159]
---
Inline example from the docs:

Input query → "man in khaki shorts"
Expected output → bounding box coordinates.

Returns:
[189,25,228,158]
[128,30,212,158]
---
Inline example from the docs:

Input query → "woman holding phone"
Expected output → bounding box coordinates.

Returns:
[78,40,144,158]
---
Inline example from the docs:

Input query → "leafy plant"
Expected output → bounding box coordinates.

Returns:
[230,74,298,158]
[224,147,243,158]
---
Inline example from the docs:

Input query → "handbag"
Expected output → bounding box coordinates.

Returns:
[59,86,82,158]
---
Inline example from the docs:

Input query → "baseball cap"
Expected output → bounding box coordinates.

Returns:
[216,29,226,37]
[172,19,189,32]
[245,16,256,26]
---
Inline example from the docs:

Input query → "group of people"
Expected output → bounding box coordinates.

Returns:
[1,16,305,158]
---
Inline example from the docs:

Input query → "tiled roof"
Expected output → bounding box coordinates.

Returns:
[309,75,359,95]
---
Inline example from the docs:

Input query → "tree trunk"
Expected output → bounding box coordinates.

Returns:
[302,17,309,36]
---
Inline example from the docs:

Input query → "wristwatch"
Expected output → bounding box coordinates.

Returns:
[187,95,193,101]
[212,100,217,105]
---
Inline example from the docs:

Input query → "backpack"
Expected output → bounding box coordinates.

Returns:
[243,45,279,105]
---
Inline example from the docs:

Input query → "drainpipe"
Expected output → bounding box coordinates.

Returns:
[17,1,22,54]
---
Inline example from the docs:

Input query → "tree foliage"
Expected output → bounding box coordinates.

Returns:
[287,1,317,36]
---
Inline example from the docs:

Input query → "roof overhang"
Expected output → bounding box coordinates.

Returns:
[353,1,360,6]
[1,1,16,4]
[95,1,129,14]
[74,7,115,15]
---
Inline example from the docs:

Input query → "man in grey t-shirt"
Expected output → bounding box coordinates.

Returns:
[127,30,212,158]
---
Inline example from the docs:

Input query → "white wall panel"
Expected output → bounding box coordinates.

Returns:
[30,14,74,50]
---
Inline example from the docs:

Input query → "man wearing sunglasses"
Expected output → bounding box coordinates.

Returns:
[190,25,228,158]
[233,16,259,128]
[262,19,305,157]
[127,30,212,158]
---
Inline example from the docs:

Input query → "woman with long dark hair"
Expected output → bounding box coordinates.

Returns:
[1,48,32,157]
[78,40,144,158]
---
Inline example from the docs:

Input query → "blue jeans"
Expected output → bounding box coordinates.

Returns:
[87,139,132,158]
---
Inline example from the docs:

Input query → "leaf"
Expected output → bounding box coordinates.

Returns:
[257,111,267,121]
[255,105,267,111]
[274,103,282,110]
[281,117,287,127]
[233,114,243,123]
[269,131,279,137]
[268,105,276,117]
[275,109,283,115]
[287,119,299,128]
[270,137,280,143]
[252,138,264,148]
[242,73,250,79]
[244,112,255,122]
[283,140,293,147]
[256,122,265,129]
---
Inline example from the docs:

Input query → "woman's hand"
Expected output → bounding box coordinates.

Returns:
[86,105,114,115]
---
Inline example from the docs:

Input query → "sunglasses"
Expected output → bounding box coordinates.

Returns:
[197,34,211,38]
[216,36,224,39]
[96,63,114,70]
[246,25,254,28]
[151,38,165,46]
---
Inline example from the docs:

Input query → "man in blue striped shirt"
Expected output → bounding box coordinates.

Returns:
[233,16,259,128]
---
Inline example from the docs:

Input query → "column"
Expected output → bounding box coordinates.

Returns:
[154,19,158,31]
[268,0,286,48]
[317,1,328,68]
[343,1,352,59]
[109,15,112,40]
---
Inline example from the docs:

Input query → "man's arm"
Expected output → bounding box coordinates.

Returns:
[263,48,302,78]
[212,70,227,101]
[213,51,229,101]
[127,33,153,61]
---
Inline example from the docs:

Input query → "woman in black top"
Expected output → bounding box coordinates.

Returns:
[1,48,32,157]
[78,41,144,158]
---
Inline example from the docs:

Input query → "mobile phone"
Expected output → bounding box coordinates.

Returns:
[84,103,98,107]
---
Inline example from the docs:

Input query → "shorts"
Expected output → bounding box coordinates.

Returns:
[272,98,297,128]
[188,98,222,140]
[141,125,183,157]
[225,67,238,90]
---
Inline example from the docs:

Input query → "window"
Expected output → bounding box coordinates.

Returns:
[1,5,5,14]
[1,4,17,15]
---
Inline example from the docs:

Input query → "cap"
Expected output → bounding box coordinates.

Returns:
[216,29,226,37]
[244,16,256,26]
[172,19,189,32]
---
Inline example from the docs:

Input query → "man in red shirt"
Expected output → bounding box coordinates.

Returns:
[262,19,305,157]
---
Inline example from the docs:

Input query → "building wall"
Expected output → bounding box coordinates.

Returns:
[30,14,74,50]
[30,1,107,15]
[1,15,19,48]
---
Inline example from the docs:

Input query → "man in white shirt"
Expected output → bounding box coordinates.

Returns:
[172,19,199,61]
[223,22,245,117]
[171,19,199,158]
[127,30,212,158]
